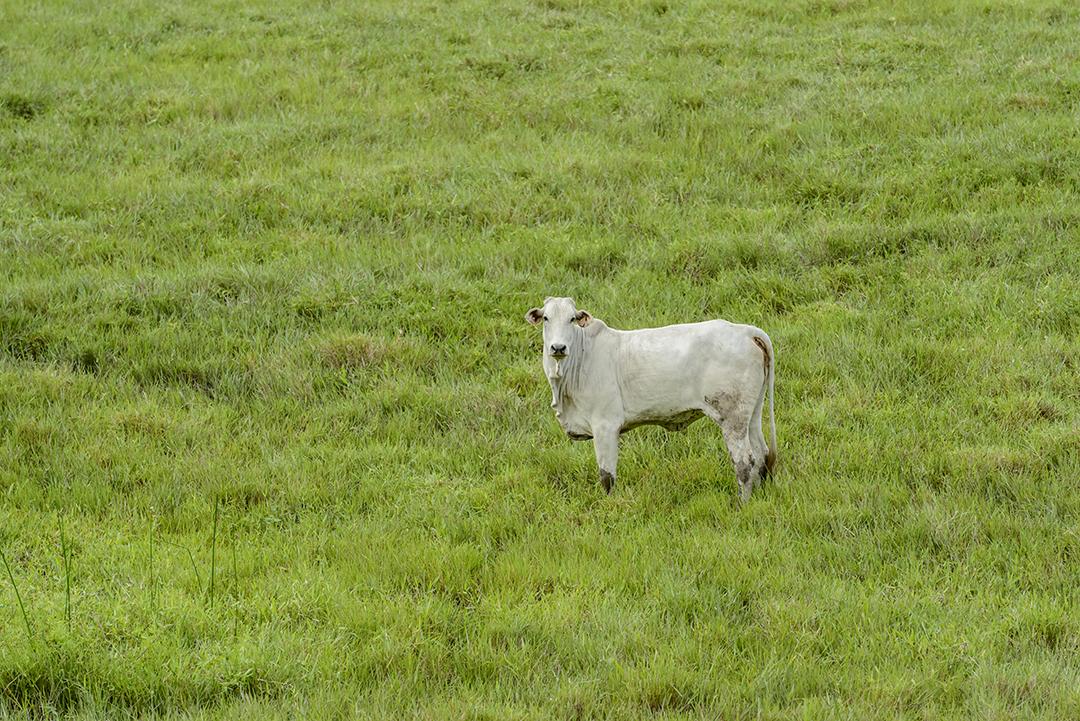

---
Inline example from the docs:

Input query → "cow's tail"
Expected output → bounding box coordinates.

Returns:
[754,333,778,475]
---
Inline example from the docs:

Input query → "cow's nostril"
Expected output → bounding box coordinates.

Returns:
[551,344,567,354]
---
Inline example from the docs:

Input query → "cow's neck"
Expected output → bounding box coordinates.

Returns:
[547,357,577,418]
[545,326,596,420]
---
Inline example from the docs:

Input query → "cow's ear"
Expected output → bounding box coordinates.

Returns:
[526,307,544,325]
[574,310,592,327]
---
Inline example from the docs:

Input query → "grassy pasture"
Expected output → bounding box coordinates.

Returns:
[2,0,1079,718]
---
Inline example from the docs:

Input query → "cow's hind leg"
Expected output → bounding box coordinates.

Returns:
[725,426,757,504]
[749,379,769,484]
[703,396,761,503]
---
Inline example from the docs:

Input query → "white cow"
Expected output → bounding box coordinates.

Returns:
[526,297,777,502]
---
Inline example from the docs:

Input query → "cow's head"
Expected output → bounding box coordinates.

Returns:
[526,297,592,360]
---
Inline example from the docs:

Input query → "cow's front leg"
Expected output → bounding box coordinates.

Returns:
[592,424,620,494]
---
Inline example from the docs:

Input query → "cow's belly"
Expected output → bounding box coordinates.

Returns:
[619,374,707,426]
[621,409,703,434]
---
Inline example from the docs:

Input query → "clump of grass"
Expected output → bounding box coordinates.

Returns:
[0,92,46,120]
[317,334,392,370]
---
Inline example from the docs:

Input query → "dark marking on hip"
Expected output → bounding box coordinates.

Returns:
[705,390,738,414]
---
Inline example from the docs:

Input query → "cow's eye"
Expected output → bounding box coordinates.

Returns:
[542,316,548,322]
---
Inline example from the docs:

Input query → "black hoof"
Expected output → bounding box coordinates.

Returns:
[600,470,614,494]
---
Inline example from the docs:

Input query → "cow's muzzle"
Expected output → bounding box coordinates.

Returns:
[550,343,568,359]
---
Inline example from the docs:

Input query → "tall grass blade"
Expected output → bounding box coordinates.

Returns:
[162,540,202,591]
[1,547,34,642]
[149,519,156,612]
[209,499,219,608]
[232,526,239,640]
[58,514,72,633]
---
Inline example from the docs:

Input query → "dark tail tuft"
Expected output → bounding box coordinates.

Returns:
[765,449,777,475]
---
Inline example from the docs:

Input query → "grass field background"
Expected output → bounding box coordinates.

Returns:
[2,0,1079,718]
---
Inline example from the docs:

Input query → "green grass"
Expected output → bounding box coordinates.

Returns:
[2,0,1079,718]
